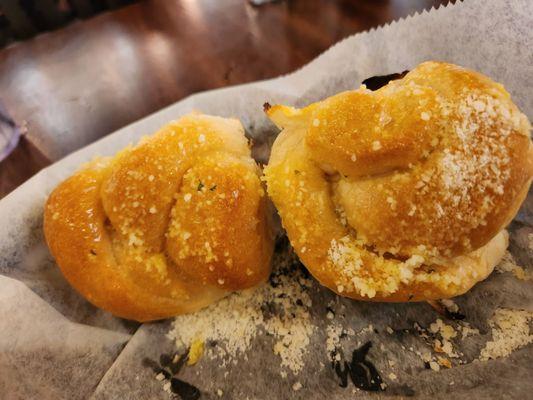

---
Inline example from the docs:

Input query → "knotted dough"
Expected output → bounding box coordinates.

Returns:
[265,62,532,301]
[45,113,273,321]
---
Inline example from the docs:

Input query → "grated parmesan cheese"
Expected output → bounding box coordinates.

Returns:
[167,249,315,375]
[495,251,532,281]
[479,308,533,361]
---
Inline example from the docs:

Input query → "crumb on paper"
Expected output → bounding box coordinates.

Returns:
[495,251,532,281]
[479,308,533,361]
[427,318,460,359]
[187,338,205,365]
[292,382,303,391]
[437,356,451,368]
[440,299,459,313]
[459,323,480,339]
[430,319,457,340]
[326,323,343,356]
[429,361,440,371]
[167,249,314,376]
[421,352,432,363]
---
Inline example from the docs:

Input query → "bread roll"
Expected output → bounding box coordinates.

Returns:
[44,113,273,321]
[265,61,532,302]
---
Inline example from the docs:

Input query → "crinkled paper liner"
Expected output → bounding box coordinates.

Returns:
[1,0,531,398]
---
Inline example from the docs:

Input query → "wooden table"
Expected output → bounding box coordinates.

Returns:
[0,0,449,198]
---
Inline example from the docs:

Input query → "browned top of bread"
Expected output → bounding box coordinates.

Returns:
[265,61,532,301]
[44,113,273,321]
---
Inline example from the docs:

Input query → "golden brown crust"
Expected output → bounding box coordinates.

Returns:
[265,61,532,302]
[44,113,273,321]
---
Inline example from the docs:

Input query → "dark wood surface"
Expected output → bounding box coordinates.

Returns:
[0,0,450,198]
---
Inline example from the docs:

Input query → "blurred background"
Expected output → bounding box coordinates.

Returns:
[1,1,136,46]
[0,0,451,197]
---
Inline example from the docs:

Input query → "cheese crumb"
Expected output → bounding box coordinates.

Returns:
[326,323,343,356]
[496,252,532,281]
[479,308,533,361]
[168,250,314,376]
[437,356,451,368]
[429,361,440,371]
[440,299,459,313]
[430,319,457,340]
[372,141,382,151]
[292,382,302,391]
[187,339,204,365]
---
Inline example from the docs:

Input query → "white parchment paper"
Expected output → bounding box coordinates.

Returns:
[1,0,532,398]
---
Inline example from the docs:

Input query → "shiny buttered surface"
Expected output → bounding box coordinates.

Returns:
[265,62,533,302]
[44,113,273,321]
